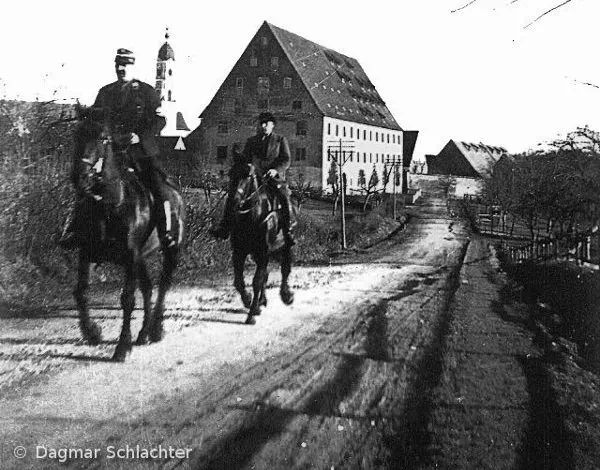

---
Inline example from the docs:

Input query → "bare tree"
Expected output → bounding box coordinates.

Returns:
[451,0,577,31]
[326,160,340,216]
[289,172,313,211]
[359,165,380,212]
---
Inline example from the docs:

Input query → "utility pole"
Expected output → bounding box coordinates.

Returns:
[327,139,354,249]
[385,155,402,220]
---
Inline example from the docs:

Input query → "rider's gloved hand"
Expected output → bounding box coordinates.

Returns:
[265,169,278,179]
[130,133,140,145]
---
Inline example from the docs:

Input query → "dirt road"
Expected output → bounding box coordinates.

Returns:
[0,179,469,469]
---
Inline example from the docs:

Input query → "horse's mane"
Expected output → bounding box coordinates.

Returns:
[73,115,104,158]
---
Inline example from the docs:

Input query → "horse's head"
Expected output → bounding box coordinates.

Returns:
[232,164,258,204]
[73,107,122,203]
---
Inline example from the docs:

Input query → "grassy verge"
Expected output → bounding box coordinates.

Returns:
[0,189,406,308]
[501,258,600,373]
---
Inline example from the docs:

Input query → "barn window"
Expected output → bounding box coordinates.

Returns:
[261,36,268,46]
[271,57,279,68]
[217,121,228,134]
[236,78,244,89]
[296,121,307,136]
[257,76,270,94]
[295,148,307,161]
[250,56,258,67]
[283,77,292,89]
[327,123,331,135]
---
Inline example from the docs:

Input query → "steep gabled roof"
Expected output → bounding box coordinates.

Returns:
[266,22,402,131]
[453,140,507,178]
[175,112,190,131]
[402,130,419,167]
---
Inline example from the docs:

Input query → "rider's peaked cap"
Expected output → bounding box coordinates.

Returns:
[258,112,276,124]
[114,48,135,65]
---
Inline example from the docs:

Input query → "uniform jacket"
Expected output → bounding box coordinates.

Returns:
[93,79,165,158]
[241,132,291,179]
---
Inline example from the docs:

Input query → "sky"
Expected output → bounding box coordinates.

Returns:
[2,0,599,158]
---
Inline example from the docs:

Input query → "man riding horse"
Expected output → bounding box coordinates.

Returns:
[60,48,176,249]
[211,112,296,246]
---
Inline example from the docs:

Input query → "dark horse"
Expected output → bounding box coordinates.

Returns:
[230,164,294,325]
[71,110,185,361]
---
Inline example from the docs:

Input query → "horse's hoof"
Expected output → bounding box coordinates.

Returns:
[81,323,102,345]
[245,315,256,325]
[112,345,131,362]
[280,289,294,305]
[259,295,267,307]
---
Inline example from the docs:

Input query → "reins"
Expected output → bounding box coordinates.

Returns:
[237,172,265,213]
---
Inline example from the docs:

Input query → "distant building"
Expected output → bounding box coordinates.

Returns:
[187,21,417,192]
[154,29,197,185]
[426,140,507,178]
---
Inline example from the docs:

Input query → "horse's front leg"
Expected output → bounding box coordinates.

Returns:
[74,252,102,344]
[259,271,268,307]
[247,253,268,324]
[150,245,178,343]
[135,260,153,345]
[113,257,136,362]
[280,246,294,305]
[233,248,251,308]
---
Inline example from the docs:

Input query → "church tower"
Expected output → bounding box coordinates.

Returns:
[155,28,190,140]
[156,28,175,103]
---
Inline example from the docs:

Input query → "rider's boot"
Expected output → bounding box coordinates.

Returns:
[280,187,296,247]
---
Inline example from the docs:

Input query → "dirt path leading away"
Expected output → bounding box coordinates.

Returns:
[421,237,547,469]
[1,179,469,469]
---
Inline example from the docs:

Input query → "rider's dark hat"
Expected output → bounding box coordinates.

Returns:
[258,112,276,125]
[115,48,135,65]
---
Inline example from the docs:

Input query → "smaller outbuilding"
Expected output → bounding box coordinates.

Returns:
[426,139,507,178]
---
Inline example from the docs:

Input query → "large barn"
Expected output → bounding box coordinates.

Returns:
[187,21,416,193]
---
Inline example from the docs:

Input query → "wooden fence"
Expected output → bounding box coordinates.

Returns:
[507,228,600,268]
[457,196,600,268]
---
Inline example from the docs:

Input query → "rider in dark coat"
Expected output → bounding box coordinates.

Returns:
[211,112,296,246]
[60,48,175,248]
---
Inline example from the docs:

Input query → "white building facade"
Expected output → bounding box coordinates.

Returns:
[322,117,404,193]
